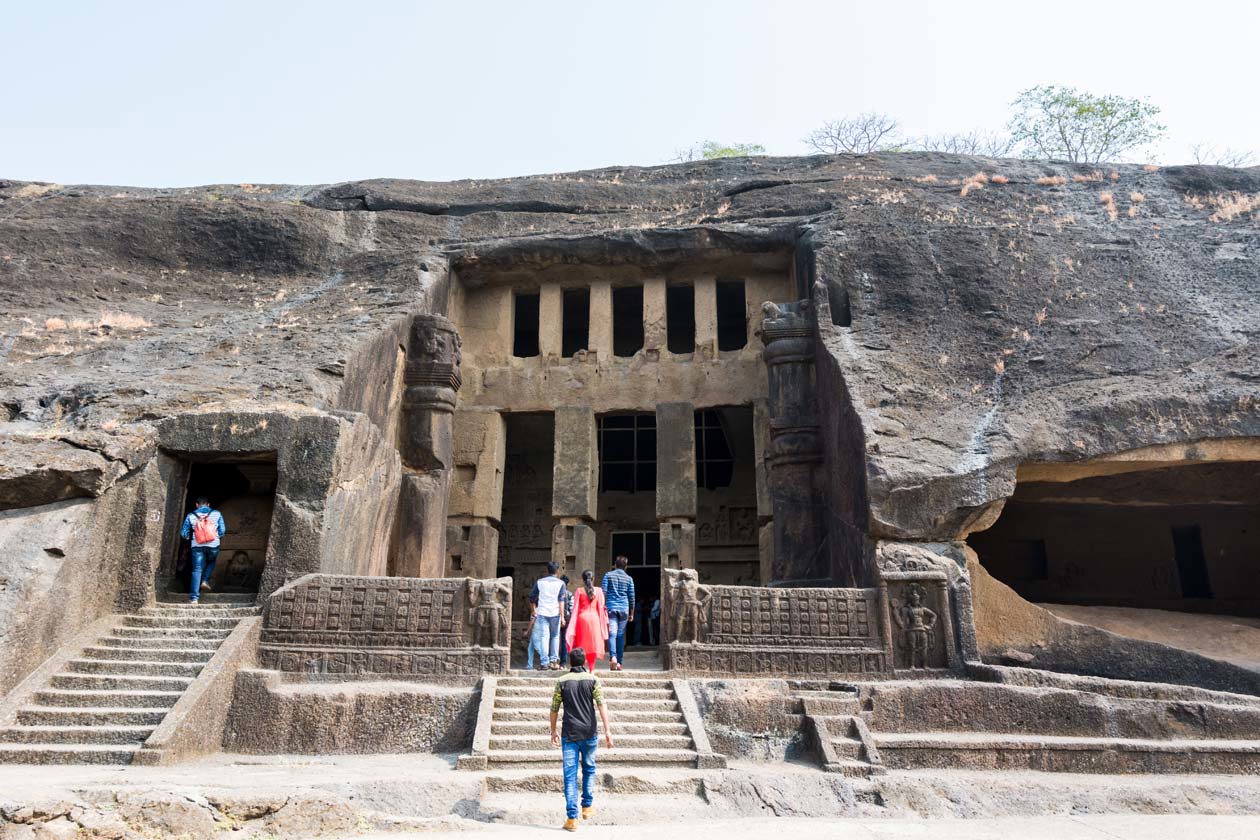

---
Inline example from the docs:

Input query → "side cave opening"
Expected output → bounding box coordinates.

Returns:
[968,460,1260,617]
[163,456,277,597]
[496,413,555,624]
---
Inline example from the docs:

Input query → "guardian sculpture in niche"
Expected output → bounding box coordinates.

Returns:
[671,568,711,644]
[893,584,938,669]
[467,576,512,648]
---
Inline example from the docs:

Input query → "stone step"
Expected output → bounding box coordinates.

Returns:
[494,697,678,711]
[82,646,215,663]
[0,725,154,745]
[499,676,673,689]
[492,708,684,724]
[831,738,864,761]
[489,733,694,751]
[139,606,258,619]
[33,689,182,709]
[16,707,169,727]
[874,732,1260,774]
[497,686,675,700]
[98,634,222,650]
[504,671,669,683]
[122,615,240,630]
[491,720,690,736]
[0,744,139,765]
[158,594,257,605]
[50,673,193,693]
[112,626,231,641]
[825,759,877,778]
[486,747,699,766]
[66,659,205,678]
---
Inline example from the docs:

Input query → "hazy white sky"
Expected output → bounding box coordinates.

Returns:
[2,0,1255,187]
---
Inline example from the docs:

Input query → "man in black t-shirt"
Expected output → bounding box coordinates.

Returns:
[550,647,614,831]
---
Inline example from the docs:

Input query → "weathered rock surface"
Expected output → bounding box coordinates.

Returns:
[3,156,1256,536]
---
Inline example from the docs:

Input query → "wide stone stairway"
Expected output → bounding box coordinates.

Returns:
[0,594,259,765]
[468,667,725,769]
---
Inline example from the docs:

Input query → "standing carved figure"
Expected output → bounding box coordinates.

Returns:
[467,577,511,647]
[671,569,711,644]
[893,585,938,668]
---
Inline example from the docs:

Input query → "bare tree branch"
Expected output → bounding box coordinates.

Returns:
[1191,143,1257,167]
[804,113,904,154]
[913,130,1016,157]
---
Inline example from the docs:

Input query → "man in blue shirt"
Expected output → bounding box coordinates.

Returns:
[601,555,635,671]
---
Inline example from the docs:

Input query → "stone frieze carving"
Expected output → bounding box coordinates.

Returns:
[258,573,510,679]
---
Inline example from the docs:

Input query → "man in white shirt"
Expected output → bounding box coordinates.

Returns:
[529,561,567,670]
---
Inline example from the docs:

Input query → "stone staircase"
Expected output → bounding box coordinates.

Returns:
[0,594,259,764]
[464,670,725,769]
[798,686,885,777]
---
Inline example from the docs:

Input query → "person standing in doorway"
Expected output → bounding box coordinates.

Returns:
[529,561,567,670]
[550,646,614,831]
[649,596,662,646]
[180,496,226,604]
[601,555,635,671]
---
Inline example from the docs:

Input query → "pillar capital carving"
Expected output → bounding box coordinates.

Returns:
[405,314,463,396]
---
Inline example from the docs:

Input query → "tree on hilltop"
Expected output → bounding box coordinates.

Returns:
[1008,85,1164,164]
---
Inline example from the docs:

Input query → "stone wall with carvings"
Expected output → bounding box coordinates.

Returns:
[663,542,973,676]
[258,574,510,680]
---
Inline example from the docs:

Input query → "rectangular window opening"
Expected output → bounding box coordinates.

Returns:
[716,279,747,351]
[666,284,696,354]
[513,292,540,357]
[612,285,645,357]
[562,287,590,357]
[694,409,735,490]
[598,413,656,493]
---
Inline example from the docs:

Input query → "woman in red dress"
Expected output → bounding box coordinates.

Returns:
[564,570,608,670]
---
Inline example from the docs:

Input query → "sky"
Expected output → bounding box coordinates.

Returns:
[2,0,1256,187]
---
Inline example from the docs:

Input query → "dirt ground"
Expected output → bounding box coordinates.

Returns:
[1044,605,1260,672]
[364,814,1260,840]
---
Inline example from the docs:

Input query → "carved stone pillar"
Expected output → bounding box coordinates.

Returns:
[551,406,598,575]
[394,314,461,578]
[655,401,696,571]
[760,299,829,585]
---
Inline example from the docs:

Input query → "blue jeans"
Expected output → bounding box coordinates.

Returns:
[189,546,219,601]
[527,620,546,668]
[562,736,598,818]
[537,615,561,666]
[607,611,629,663]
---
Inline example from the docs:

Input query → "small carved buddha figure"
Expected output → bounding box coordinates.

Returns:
[894,585,938,669]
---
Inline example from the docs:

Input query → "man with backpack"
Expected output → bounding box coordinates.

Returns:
[180,496,226,603]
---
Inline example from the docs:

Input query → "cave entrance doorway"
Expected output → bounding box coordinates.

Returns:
[968,458,1260,617]
[166,456,277,597]
[610,531,661,648]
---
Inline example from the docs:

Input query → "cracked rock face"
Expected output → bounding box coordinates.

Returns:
[1,154,1257,535]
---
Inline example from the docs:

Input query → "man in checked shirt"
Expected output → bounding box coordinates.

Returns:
[550,647,615,831]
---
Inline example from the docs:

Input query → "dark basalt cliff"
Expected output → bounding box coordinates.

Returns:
[2,153,1258,536]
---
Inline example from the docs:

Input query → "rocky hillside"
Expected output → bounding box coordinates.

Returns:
[1,154,1257,532]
